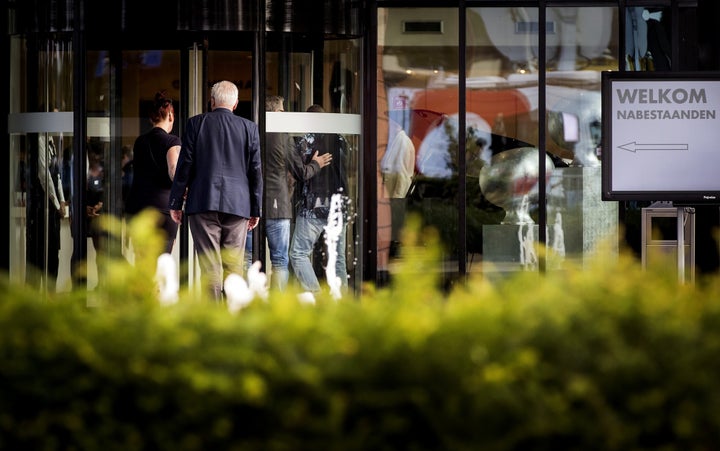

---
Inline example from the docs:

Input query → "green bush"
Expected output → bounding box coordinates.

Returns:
[1,216,720,450]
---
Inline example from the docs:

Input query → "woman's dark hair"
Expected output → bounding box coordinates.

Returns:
[150,90,173,124]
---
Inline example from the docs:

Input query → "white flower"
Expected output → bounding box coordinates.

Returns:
[297,292,316,306]
[247,261,269,300]
[224,273,253,313]
[155,253,179,306]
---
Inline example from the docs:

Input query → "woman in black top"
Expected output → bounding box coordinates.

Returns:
[125,91,181,254]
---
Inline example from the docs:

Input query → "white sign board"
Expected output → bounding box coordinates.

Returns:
[602,72,720,203]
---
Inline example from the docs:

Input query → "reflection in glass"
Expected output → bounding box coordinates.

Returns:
[377,8,460,285]
[547,86,602,167]
[545,6,620,269]
[625,7,672,71]
[467,7,545,274]
[377,6,621,282]
[113,50,182,280]
[263,37,362,294]
[9,36,75,292]
[479,147,555,225]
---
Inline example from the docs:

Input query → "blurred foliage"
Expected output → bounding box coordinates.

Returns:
[1,214,720,450]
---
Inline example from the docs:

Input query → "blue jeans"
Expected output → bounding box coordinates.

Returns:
[246,219,290,290]
[290,217,347,293]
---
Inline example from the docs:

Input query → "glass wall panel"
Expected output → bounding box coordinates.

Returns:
[208,50,253,119]
[624,7,672,72]
[466,7,542,278]
[377,7,459,286]
[9,35,75,293]
[116,50,182,269]
[261,36,363,295]
[323,38,363,295]
[82,49,111,291]
[544,6,620,269]
[377,5,621,282]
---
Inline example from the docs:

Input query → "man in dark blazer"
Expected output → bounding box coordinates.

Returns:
[169,80,263,301]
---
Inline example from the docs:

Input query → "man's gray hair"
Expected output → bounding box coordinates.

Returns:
[211,81,239,108]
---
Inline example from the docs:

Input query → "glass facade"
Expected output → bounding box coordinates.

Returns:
[374,3,714,288]
[6,4,364,295]
[4,1,718,295]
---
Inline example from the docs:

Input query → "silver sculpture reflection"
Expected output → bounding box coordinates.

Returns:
[479,147,555,225]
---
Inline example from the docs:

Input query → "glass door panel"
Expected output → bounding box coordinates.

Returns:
[624,6,672,72]
[377,7,460,287]
[544,6,619,270]
[262,36,363,295]
[9,35,75,293]
[466,7,542,278]
[82,49,181,291]
[117,49,182,266]
[208,50,254,119]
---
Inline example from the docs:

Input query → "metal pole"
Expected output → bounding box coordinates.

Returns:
[677,207,685,284]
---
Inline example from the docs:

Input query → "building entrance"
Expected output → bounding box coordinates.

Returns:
[10,30,363,297]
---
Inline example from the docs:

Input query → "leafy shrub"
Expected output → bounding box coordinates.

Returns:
[1,215,720,450]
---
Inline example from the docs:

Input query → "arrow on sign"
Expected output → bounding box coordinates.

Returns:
[618,142,689,153]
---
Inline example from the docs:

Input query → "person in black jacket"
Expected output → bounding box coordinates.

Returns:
[246,95,331,290]
[126,91,181,254]
[289,104,349,294]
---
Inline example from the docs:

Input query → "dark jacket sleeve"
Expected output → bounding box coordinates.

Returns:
[287,135,321,182]
[247,122,263,217]
[168,115,198,210]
